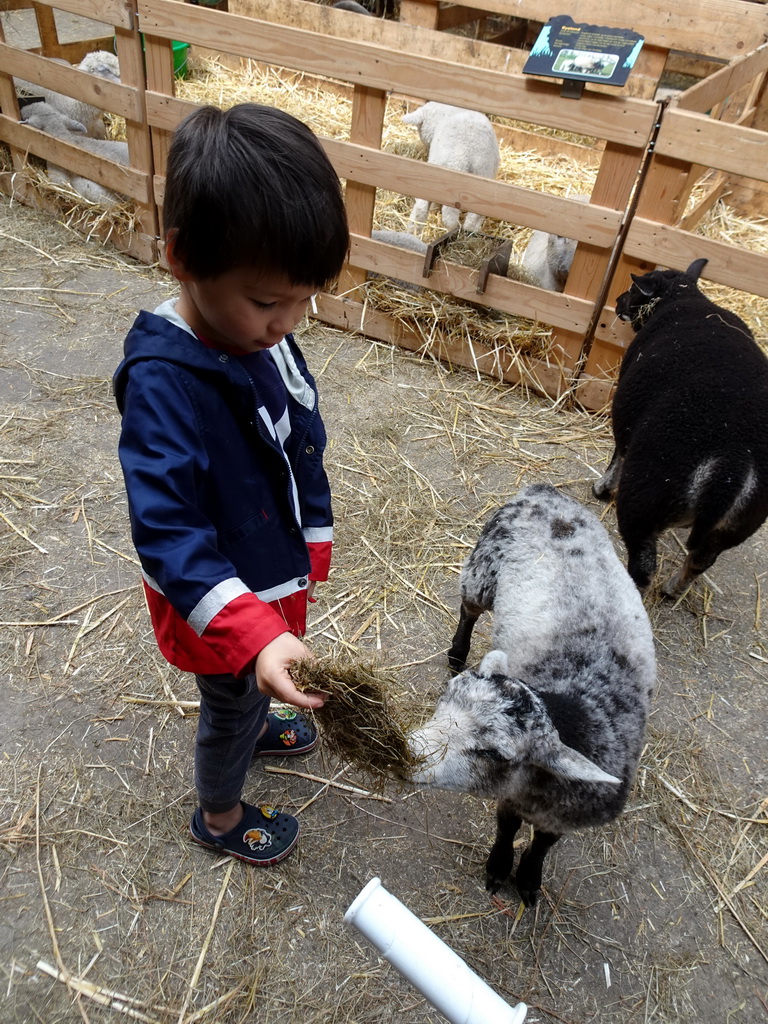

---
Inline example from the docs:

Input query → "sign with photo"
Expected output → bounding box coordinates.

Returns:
[523,15,644,89]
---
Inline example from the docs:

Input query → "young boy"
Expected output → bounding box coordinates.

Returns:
[113,103,349,865]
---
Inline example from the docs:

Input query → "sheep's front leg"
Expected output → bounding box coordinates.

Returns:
[617,508,659,590]
[440,204,461,232]
[593,447,623,501]
[447,599,481,673]
[462,211,485,233]
[485,801,521,893]
[407,198,431,236]
[514,830,561,907]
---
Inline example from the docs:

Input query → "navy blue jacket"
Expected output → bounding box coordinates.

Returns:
[114,309,333,675]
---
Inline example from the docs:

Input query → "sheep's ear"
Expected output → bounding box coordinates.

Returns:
[685,257,708,282]
[630,273,657,298]
[478,650,509,677]
[533,742,621,785]
[402,108,423,126]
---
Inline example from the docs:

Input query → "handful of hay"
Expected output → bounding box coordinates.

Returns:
[289,657,423,785]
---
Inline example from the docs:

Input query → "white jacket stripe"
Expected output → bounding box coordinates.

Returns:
[303,526,333,543]
[142,571,309,632]
[188,578,252,635]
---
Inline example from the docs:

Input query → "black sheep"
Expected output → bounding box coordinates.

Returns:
[594,258,768,594]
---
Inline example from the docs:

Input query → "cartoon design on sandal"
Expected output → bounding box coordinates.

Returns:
[252,711,318,758]
[243,828,273,852]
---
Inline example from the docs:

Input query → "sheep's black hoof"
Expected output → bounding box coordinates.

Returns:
[514,879,540,908]
[485,871,509,894]
[447,650,467,674]
[485,850,514,893]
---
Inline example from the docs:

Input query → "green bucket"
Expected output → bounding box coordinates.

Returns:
[113,36,190,79]
[169,40,191,79]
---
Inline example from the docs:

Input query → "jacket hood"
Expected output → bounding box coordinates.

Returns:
[113,310,232,412]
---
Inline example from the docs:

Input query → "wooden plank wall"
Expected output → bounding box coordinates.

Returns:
[0,0,157,259]
[138,0,663,396]
[1,0,768,407]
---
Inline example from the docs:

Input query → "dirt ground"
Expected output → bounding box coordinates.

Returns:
[1,197,767,1024]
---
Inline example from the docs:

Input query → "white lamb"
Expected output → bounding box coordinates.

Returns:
[22,102,128,206]
[521,230,577,291]
[402,102,500,236]
[521,195,588,292]
[16,50,120,140]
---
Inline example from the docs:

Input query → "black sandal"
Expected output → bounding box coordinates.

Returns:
[189,801,300,866]
[252,709,318,758]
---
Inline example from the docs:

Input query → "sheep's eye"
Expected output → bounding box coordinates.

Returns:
[472,747,506,763]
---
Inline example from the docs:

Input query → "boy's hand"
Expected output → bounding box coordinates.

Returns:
[254,632,327,709]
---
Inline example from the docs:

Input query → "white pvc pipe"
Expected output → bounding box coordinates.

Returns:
[344,877,528,1024]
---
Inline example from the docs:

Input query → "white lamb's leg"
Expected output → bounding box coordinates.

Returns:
[440,204,461,231]
[463,212,485,233]
[407,198,431,236]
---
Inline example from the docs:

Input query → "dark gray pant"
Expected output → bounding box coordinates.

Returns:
[194,671,271,813]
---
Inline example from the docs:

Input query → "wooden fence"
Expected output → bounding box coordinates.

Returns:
[1,0,768,408]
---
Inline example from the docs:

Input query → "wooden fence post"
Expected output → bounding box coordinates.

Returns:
[398,0,438,30]
[338,83,387,298]
[142,30,176,257]
[0,17,25,174]
[115,4,159,250]
[549,141,653,399]
[32,1,63,58]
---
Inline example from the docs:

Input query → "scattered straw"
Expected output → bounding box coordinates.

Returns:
[176,860,235,1024]
[17,159,140,243]
[289,656,422,783]
[264,764,393,802]
[36,961,161,1023]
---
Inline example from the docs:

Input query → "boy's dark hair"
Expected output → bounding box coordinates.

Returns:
[163,103,349,286]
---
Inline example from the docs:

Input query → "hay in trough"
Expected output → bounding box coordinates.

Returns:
[289,655,423,783]
[363,276,552,363]
[437,233,505,267]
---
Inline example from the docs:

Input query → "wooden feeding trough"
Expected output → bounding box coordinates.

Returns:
[420,227,515,295]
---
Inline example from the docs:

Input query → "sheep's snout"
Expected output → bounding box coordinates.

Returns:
[406,660,523,796]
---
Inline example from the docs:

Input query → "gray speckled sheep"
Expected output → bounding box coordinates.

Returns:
[594,258,768,593]
[408,483,655,906]
[402,102,499,236]
[16,50,120,139]
[22,101,128,205]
